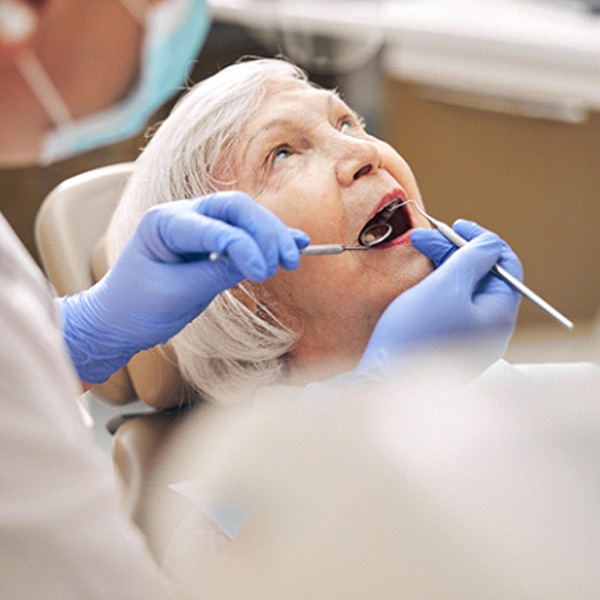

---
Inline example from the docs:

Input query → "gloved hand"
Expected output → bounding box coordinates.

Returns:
[59,192,310,383]
[357,220,522,377]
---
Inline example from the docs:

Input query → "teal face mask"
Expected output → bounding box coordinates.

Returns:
[19,0,210,165]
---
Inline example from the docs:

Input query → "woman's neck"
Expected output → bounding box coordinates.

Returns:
[285,320,371,386]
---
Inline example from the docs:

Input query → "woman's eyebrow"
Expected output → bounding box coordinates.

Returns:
[261,118,296,132]
[240,92,349,162]
[241,118,296,163]
[326,90,351,112]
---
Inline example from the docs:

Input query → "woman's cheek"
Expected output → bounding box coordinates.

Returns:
[379,142,421,198]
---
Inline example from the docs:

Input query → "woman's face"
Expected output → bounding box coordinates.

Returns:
[232,76,433,375]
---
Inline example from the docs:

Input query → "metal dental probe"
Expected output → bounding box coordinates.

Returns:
[208,244,368,261]
[300,244,370,256]
[410,203,574,330]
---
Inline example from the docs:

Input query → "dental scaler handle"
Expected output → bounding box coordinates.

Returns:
[423,214,574,330]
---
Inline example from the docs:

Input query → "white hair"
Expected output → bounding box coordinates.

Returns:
[106,58,308,403]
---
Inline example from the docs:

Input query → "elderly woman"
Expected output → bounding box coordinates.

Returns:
[106,57,521,406]
[104,60,600,597]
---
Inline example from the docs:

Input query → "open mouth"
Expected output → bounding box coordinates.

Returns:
[358,199,413,247]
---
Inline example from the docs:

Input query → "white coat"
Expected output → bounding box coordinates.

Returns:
[0,214,173,600]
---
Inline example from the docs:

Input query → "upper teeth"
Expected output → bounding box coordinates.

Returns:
[378,199,403,219]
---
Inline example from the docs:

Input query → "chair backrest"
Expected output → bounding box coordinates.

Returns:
[34,162,134,296]
[34,160,185,409]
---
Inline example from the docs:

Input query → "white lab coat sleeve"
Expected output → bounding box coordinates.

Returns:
[0,215,174,600]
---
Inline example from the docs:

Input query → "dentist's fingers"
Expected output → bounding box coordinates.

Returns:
[439,226,521,314]
[412,221,521,309]
[412,220,523,284]
[137,204,267,281]
[410,228,456,267]
[138,194,309,280]
[442,231,503,288]
[286,229,311,268]
[194,192,305,276]
[453,220,523,282]
[451,219,487,241]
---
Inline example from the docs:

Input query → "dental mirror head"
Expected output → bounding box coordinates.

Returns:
[358,222,393,247]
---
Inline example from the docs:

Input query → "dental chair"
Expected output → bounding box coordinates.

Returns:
[35,162,195,561]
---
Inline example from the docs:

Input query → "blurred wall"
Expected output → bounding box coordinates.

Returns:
[380,79,600,327]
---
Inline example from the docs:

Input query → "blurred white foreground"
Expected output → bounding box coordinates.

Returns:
[143,352,600,599]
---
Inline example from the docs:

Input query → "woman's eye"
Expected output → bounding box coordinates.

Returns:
[271,145,293,165]
[339,117,358,134]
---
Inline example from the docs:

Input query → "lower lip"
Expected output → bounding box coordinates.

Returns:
[375,229,413,249]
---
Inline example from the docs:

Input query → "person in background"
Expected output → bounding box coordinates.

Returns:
[0,0,210,260]
[0,0,209,166]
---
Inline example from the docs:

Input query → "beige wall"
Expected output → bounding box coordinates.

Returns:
[380,77,600,329]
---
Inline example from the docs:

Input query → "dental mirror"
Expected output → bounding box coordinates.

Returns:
[358,199,413,247]
[358,222,394,247]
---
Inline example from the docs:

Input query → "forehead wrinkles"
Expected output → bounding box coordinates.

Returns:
[243,85,342,141]
[236,87,348,183]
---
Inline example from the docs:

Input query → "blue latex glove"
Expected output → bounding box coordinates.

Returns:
[357,220,522,376]
[59,192,310,383]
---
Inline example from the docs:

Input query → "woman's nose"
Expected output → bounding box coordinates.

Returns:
[335,137,382,186]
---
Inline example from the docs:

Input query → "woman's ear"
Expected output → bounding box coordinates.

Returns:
[0,0,39,54]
